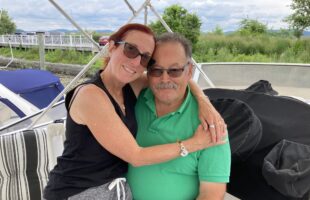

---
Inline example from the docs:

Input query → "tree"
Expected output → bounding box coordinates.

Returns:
[238,19,267,35]
[285,0,310,38]
[0,10,16,34]
[149,5,201,46]
[211,25,224,35]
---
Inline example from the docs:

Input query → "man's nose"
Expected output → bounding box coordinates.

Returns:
[160,70,170,81]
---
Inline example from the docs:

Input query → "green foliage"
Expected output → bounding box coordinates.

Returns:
[0,10,16,34]
[238,19,267,36]
[92,32,102,43]
[285,0,310,38]
[193,34,310,63]
[266,29,295,38]
[149,4,201,46]
[0,47,103,72]
[209,25,224,36]
[1,34,309,68]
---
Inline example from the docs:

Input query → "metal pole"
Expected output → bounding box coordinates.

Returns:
[36,31,45,70]
[127,0,150,24]
[123,0,136,16]
[191,59,215,88]
[0,37,14,69]
[48,0,100,51]
[144,5,148,25]
[148,3,173,32]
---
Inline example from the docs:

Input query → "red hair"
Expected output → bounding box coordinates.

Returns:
[109,23,155,43]
[103,23,155,67]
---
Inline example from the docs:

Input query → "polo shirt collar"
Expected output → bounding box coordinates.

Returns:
[143,85,192,116]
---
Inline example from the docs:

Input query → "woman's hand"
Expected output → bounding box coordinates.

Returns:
[188,79,227,144]
[197,96,227,143]
[187,125,227,151]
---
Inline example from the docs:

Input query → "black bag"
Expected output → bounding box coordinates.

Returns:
[245,79,278,95]
[263,140,310,198]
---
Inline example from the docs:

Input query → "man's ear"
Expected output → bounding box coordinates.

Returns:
[187,63,194,79]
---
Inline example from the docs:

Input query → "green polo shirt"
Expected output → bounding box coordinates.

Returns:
[127,87,231,200]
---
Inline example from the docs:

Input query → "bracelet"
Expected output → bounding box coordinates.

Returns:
[177,140,189,157]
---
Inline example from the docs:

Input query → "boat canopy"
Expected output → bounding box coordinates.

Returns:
[0,69,64,109]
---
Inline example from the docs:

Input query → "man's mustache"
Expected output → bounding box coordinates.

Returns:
[155,82,178,89]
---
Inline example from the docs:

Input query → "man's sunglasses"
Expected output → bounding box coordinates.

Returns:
[116,41,153,67]
[148,62,190,78]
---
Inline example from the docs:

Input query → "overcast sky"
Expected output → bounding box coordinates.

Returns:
[1,0,293,32]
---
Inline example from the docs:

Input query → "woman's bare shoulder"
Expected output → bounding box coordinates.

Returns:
[70,84,114,124]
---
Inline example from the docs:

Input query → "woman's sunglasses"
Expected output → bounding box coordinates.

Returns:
[116,41,153,67]
[147,62,190,78]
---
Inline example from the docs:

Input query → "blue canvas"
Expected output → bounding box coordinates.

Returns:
[0,69,64,109]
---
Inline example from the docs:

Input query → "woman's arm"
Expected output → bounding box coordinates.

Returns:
[70,85,222,167]
[189,79,227,143]
[130,73,227,143]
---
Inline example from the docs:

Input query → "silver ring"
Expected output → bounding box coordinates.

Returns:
[209,124,215,129]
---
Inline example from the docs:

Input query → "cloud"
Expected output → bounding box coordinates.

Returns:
[1,0,293,32]
[178,0,292,31]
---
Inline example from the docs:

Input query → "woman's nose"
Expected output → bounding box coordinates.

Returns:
[129,55,142,67]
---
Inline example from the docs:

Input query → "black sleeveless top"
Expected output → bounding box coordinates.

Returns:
[44,71,137,200]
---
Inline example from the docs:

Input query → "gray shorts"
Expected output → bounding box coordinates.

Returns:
[68,178,132,200]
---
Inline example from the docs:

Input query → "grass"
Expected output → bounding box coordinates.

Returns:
[193,34,310,63]
[0,47,103,72]
[0,34,309,69]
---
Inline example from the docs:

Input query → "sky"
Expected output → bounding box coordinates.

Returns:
[1,0,293,32]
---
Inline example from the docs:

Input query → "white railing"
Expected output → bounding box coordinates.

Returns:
[0,34,95,51]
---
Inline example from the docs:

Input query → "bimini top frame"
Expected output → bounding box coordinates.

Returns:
[27,0,215,129]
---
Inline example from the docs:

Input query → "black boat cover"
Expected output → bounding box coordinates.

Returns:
[205,80,310,200]
[210,98,262,163]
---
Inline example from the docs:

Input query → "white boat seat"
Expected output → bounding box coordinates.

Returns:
[0,122,66,200]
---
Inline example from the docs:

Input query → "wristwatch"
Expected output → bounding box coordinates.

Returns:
[178,141,189,157]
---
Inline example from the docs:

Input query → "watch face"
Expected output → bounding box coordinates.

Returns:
[181,150,188,157]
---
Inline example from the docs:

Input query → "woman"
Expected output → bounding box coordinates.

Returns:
[44,23,226,200]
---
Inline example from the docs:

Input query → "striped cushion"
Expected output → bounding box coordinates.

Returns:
[0,124,65,200]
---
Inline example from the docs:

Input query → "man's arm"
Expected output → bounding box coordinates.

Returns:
[196,132,230,200]
[197,182,226,200]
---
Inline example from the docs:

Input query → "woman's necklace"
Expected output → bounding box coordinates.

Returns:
[110,91,126,113]
[101,74,125,113]
[120,103,125,111]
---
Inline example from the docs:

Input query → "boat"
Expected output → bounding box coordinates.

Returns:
[0,1,309,200]
[0,69,67,133]
[0,83,39,127]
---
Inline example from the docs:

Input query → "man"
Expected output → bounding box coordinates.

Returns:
[127,33,231,200]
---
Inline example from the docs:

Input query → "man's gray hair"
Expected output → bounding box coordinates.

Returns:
[156,32,192,59]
